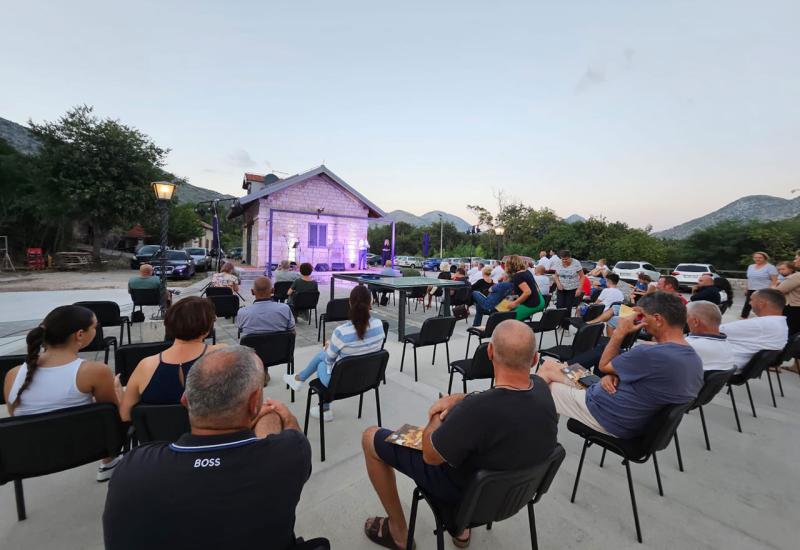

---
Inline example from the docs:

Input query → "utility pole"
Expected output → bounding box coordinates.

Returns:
[438,214,443,258]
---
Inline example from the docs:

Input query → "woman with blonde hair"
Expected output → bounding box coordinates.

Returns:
[742,251,778,319]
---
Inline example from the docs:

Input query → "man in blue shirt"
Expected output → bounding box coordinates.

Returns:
[236,277,296,336]
[538,291,703,438]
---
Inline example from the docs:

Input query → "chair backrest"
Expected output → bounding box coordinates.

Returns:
[273,281,293,301]
[534,308,569,332]
[571,323,605,355]
[451,284,472,305]
[484,311,517,338]
[0,403,123,484]
[467,343,494,380]
[73,301,123,325]
[204,286,233,297]
[639,401,695,454]
[130,287,161,306]
[739,349,784,381]
[327,350,390,399]
[407,286,427,299]
[292,291,320,311]
[693,367,736,409]
[381,320,390,349]
[324,298,350,321]
[452,444,566,533]
[0,355,26,405]
[240,331,296,369]
[619,329,640,351]
[209,294,240,318]
[131,403,190,444]
[419,316,458,345]
[582,303,606,323]
[780,333,800,362]
[115,341,172,386]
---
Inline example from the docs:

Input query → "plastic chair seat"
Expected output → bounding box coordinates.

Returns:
[567,419,649,462]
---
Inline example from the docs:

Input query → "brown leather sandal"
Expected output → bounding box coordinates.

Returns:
[364,517,413,550]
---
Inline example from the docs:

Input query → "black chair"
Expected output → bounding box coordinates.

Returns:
[672,367,735,471]
[291,291,320,326]
[526,308,568,349]
[766,333,800,398]
[114,341,171,386]
[74,301,131,345]
[726,349,784,432]
[318,298,350,345]
[80,324,117,364]
[131,403,190,444]
[292,538,331,550]
[406,286,428,313]
[406,444,566,550]
[381,320,390,350]
[448,342,493,394]
[208,294,241,323]
[0,355,26,405]
[130,287,161,315]
[240,331,296,401]
[568,402,694,543]
[0,403,124,520]
[303,350,389,462]
[562,303,605,341]
[538,323,604,365]
[465,311,515,359]
[400,317,458,382]
[204,286,233,297]
[273,281,293,303]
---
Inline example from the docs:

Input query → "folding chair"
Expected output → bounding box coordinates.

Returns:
[448,342,493,394]
[465,311,515,359]
[400,317,458,382]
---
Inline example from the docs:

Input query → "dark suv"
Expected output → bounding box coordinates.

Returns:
[131,245,164,269]
[152,250,196,280]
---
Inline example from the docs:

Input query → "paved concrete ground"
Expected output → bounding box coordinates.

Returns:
[0,279,798,550]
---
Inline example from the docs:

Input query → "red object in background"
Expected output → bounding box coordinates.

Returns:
[26,248,46,270]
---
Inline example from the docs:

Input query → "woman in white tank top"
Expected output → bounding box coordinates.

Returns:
[3,305,122,481]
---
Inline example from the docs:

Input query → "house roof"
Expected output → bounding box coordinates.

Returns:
[126,224,148,239]
[230,165,387,219]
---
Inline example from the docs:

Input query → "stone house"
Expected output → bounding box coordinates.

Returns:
[229,165,387,272]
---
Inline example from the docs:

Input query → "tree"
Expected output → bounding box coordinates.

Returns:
[30,105,168,261]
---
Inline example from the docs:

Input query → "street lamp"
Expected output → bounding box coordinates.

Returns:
[151,181,176,318]
[495,226,505,259]
[438,213,444,258]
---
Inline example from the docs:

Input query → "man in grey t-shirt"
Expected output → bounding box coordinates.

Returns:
[236,277,296,336]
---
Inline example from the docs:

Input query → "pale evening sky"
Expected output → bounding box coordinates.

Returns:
[1,0,798,231]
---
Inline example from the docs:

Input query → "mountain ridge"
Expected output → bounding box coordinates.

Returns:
[383,209,473,232]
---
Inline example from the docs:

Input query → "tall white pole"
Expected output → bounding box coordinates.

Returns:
[439,215,443,258]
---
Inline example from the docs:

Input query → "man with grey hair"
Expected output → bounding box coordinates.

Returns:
[104,346,320,550]
[361,320,558,549]
[686,300,734,371]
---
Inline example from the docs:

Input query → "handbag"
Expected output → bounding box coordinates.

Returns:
[452,304,470,320]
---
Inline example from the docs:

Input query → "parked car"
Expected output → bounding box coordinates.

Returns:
[671,263,720,290]
[184,248,212,271]
[396,255,424,268]
[130,244,164,269]
[228,247,243,260]
[366,253,382,266]
[581,260,597,273]
[443,257,471,269]
[152,250,196,280]
[423,257,442,271]
[612,261,660,283]
[479,258,499,268]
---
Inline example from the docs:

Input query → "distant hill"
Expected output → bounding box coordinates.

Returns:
[174,182,234,204]
[654,195,800,239]
[564,214,586,224]
[382,210,472,232]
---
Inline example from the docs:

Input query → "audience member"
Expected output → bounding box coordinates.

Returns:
[690,274,722,305]
[581,273,624,315]
[588,259,610,277]
[741,251,778,319]
[471,277,513,327]
[236,277,295,336]
[533,265,551,298]
[438,261,451,274]
[505,254,545,321]
[211,261,240,292]
[551,250,585,312]
[274,260,300,283]
[287,262,318,306]
[490,261,506,283]
[538,292,703,438]
[4,305,122,481]
[536,250,551,271]
[471,266,494,296]
[467,261,484,284]
[720,289,788,372]
[372,260,401,305]
[120,297,225,421]
[631,273,652,303]
[656,275,688,304]
[777,254,800,336]
[128,263,161,290]
[284,285,384,422]
[686,301,735,371]
[361,320,557,549]
[104,347,312,550]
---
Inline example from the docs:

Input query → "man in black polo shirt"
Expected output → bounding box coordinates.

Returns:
[361,320,558,549]
[690,273,722,305]
[103,346,319,550]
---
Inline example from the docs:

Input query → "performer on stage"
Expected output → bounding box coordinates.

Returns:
[358,238,370,270]
[381,239,391,265]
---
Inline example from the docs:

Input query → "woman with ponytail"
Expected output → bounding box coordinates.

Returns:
[284,285,385,422]
[4,305,122,481]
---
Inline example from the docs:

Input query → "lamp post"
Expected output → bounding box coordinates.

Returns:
[495,226,505,259]
[152,181,176,318]
[438,213,443,258]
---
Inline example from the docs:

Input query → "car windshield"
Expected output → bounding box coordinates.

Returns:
[186,248,206,255]
[615,262,640,269]
[138,245,161,255]
[676,265,709,272]
[155,251,187,260]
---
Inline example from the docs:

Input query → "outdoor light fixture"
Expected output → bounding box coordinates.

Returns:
[151,181,176,202]
[495,226,505,236]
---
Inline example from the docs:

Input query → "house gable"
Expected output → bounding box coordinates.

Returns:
[266,173,368,218]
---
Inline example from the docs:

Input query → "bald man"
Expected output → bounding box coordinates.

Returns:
[128,263,160,290]
[361,320,558,549]
[236,276,295,337]
[686,301,734,371]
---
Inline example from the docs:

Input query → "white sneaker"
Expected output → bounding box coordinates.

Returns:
[283,373,305,392]
[96,455,123,482]
[310,407,334,422]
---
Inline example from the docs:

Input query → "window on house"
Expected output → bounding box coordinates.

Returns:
[308,223,327,248]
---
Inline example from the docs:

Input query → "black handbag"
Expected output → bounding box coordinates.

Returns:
[452,304,470,320]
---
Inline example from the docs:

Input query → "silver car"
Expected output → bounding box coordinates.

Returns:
[184,248,212,272]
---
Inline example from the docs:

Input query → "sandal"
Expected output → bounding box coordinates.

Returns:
[452,530,471,548]
[364,517,412,550]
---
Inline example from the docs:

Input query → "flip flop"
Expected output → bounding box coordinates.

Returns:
[364,517,413,550]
